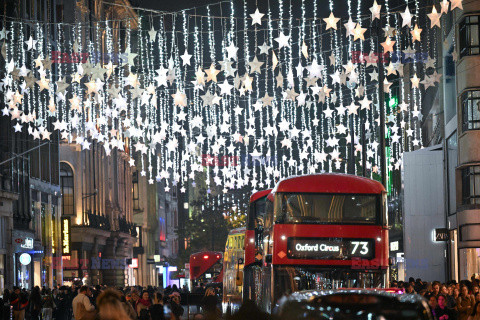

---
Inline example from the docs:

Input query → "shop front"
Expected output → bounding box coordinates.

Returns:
[12,230,43,289]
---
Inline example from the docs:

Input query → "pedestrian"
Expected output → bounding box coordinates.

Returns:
[120,292,137,320]
[72,286,96,320]
[457,285,474,320]
[429,295,438,316]
[435,294,454,320]
[169,292,184,320]
[42,288,55,320]
[405,283,416,294]
[96,289,131,320]
[136,291,152,320]
[150,292,165,320]
[470,292,480,320]
[442,284,457,310]
[10,287,28,320]
[201,288,219,320]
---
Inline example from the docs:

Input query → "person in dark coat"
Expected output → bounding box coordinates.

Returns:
[150,292,165,320]
[201,288,219,320]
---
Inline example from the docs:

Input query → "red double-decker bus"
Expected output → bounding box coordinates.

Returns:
[251,174,389,312]
[189,251,223,288]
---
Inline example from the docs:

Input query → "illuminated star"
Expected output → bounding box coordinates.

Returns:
[250,8,264,25]
[411,24,422,42]
[450,0,463,10]
[248,56,264,74]
[428,6,441,28]
[148,27,157,41]
[69,94,81,111]
[410,73,420,88]
[440,0,449,13]
[344,17,356,36]
[353,23,367,41]
[171,90,187,107]
[205,64,221,83]
[225,43,239,60]
[369,0,382,20]
[258,42,271,55]
[323,12,340,30]
[381,37,396,53]
[218,79,233,96]
[25,36,37,50]
[274,32,290,48]
[36,77,50,91]
[400,6,413,27]
[180,50,192,66]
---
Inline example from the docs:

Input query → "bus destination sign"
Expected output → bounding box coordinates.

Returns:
[287,237,375,260]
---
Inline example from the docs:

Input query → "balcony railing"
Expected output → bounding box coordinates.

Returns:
[86,211,111,231]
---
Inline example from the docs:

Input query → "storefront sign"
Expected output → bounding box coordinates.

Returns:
[20,237,34,249]
[19,253,32,265]
[287,237,375,260]
[390,241,399,251]
[435,228,449,241]
[62,218,71,255]
[129,258,138,268]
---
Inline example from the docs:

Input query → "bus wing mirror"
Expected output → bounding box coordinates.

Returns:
[265,254,272,264]
[236,270,243,286]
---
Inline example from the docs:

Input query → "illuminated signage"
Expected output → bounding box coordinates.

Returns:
[62,218,71,255]
[390,241,399,251]
[435,228,449,241]
[129,258,138,268]
[287,238,375,260]
[19,253,32,265]
[20,237,34,249]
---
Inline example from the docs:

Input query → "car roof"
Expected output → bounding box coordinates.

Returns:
[284,289,427,303]
[274,289,432,319]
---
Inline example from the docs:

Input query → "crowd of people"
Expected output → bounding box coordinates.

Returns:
[0,283,224,320]
[3,277,480,320]
[392,277,480,320]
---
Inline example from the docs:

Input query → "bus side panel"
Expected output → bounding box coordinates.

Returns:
[244,229,256,267]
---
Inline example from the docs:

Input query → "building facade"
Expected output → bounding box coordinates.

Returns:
[1,0,62,291]
[446,0,480,281]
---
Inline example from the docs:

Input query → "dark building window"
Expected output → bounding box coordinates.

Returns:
[132,171,140,210]
[462,166,480,205]
[461,90,480,131]
[60,162,74,215]
[459,16,480,58]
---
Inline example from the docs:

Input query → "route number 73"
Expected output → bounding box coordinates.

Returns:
[351,241,369,255]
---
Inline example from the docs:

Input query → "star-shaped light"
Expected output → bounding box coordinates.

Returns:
[226,43,239,60]
[344,17,356,36]
[323,12,340,30]
[258,42,271,55]
[381,37,396,53]
[205,64,221,82]
[250,8,264,25]
[410,73,420,88]
[148,27,157,41]
[428,6,441,28]
[274,32,290,48]
[370,0,382,20]
[69,94,81,111]
[218,80,233,96]
[248,56,264,74]
[353,23,367,41]
[440,0,449,13]
[172,90,187,107]
[36,77,50,91]
[411,24,422,42]
[450,0,463,11]
[180,50,192,66]
[25,36,37,50]
[400,6,413,27]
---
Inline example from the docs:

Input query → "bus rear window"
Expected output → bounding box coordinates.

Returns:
[275,193,378,224]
